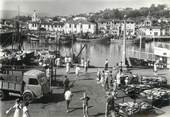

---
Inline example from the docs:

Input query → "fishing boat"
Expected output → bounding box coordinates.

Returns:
[59,35,72,44]
[30,37,39,41]
[76,34,111,42]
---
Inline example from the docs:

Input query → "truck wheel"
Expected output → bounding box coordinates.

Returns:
[23,92,33,103]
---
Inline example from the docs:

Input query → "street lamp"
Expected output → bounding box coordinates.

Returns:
[122,15,127,69]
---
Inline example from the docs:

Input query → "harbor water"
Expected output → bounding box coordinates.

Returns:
[1,40,170,67]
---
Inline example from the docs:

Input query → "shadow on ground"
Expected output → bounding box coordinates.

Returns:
[69,106,93,113]
[91,112,105,117]
[34,93,65,104]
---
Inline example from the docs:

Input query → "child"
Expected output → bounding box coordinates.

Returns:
[80,92,90,117]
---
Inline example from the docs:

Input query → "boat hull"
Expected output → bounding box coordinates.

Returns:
[76,37,110,42]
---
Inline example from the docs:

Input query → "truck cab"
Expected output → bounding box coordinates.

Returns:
[22,69,50,102]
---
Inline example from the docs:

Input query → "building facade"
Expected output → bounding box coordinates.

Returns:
[97,19,121,36]
[139,26,166,36]
[63,19,96,34]
[121,20,136,36]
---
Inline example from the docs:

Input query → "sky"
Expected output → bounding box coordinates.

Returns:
[0,0,170,17]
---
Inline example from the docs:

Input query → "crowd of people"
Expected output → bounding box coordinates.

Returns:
[4,57,161,117]
[63,75,90,117]
[96,59,129,117]
[5,98,30,117]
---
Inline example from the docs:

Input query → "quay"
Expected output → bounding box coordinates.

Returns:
[0,67,170,117]
[134,35,170,43]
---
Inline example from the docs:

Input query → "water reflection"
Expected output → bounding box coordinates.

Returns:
[2,40,170,67]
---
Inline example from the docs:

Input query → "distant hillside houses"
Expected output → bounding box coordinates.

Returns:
[28,12,96,34]
[27,10,170,37]
[138,16,170,36]
[28,19,96,34]
[97,19,136,36]
[28,21,64,32]
[139,26,166,36]
[63,19,96,34]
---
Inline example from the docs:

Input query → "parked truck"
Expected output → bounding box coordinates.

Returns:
[0,69,51,102]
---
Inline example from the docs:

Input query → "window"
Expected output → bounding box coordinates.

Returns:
[154,32,158,36]
[89,24,91,29]
[29,78,39,85]
[69,24,71,28]
[74,24,76,28]
[80,24,83,28]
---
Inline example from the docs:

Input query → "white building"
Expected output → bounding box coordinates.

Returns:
[121,20,136,36]
[139,26,165,36]
[97,19,121,35]
[28,21,64,32]
[63,19,96,34]
[28,22,39,30]
[154,46,170,68]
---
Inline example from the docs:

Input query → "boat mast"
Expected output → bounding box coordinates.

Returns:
[17,5,21,50]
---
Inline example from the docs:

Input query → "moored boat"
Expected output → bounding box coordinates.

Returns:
[76,34,111,42]
[59,35,72,44]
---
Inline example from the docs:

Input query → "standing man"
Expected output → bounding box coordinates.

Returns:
[84,60,88,72]
[81,58,84,67]
[105,93,115,117]
[154,60,159,75]
[64,88,73,113]
[63,75,70,93]
[105,59,109,70]
[80,92,90,117]
[66,62,70,74]
[116,69,122,87]
[75,65,81,80]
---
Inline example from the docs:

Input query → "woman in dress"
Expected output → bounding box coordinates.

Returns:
[6,98,22,117]
[22,102,30,117]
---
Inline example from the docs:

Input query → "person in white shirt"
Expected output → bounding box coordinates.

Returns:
[81,58,84,67]
[116,69,122,87]
[64,89,73,113]
[22,102,30,117]
[68,56,72,64]
[6,98,22,117]
[65,56,68,64]
[66,62,70,74]
[75,65,80,80]
[84,60,88,72]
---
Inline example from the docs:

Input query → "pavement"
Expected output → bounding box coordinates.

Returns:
[0,67,170,117]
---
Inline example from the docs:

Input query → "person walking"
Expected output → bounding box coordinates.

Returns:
[64,89,73,113]
[104,59,109,70]
[100,70,105,87]
[56,58,60,68]
[116,69,122,87]
[66,62,70,74]
[84,60,88,72]
[81,58,84,67]
[105,93,115,117]
[154,60,159,75]
[6,98,22,117]
[75,65,80,80]
[104,71,109,91]
[96,69,101,83]
[80,92,90,117]
[22,102,30,117]
[63,75,70,93]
